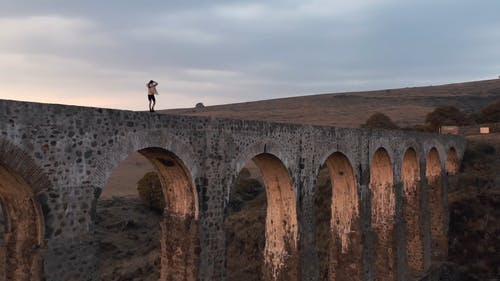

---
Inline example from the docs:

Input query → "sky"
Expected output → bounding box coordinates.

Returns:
[1,0,499,111]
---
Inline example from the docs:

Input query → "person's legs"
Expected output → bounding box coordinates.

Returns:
[148,95,155,112]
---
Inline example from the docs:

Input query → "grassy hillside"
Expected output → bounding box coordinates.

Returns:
[163,78,500,128]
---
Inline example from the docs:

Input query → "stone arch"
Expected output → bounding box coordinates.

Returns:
[370,147,396,281]
[138,148,199,281]
[401,148,424,275]
[100,133,200,189]
[0,140,49,281]
[227,152,298,281]
[231,141,291,181]
[426,147,446,261]
[97,143,200,281]
[446,147,459,175]
[317,151,361,281]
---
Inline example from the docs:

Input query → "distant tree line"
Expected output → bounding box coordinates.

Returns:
[361,99,500,132]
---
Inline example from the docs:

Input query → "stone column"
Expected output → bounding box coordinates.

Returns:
[420,163,432,271]
[41,184,99,281]
[196,174,227,281]
[298,174,318,281]
[394,180,409,281]
[359,163,373,281]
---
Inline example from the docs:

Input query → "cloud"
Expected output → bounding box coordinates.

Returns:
[0,16,113,51]
[0,0,500,111]
[128,26,220,46]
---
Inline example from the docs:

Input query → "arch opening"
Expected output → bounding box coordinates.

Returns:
[426,148,446,262]
[225,159,266,281]
[314,152,360,281]
[98,148,199,281]
[402,148,424,276]
[370,148,396,281]
[225,153,298,281]
[0,164,44,281]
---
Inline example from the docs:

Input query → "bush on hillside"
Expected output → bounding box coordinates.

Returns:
[361,112,399,129]
[424,105,468,132]
[477,99,500,123]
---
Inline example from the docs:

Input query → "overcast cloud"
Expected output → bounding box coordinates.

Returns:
[1,0,499,110]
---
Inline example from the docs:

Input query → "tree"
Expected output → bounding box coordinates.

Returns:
[361,112,399,129]
[425,106,467,131]
[477,99,500,123]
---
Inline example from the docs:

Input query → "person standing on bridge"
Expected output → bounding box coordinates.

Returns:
[147,80,159,112]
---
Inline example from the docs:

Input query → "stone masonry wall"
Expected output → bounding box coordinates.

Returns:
[0,99,465,281]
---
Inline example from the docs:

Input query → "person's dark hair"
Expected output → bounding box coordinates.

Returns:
[148,80,154,84]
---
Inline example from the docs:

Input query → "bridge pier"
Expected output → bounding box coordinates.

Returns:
[43,235,97,281]
[39,181,100,281]
[298,175,318,281]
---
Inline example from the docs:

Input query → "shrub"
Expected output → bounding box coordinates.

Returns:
[425,105,468,131]
[227,168,265,212]
[361,112,399,129]
[462,141,496,165]
[137,171,165,212]
[477,99,500,123]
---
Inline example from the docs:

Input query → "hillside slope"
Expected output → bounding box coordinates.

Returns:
[163,79,500,127]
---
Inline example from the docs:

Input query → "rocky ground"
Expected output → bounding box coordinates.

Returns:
[96,197,161,281]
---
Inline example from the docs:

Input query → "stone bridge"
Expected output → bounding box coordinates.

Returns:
[0,99,465,281]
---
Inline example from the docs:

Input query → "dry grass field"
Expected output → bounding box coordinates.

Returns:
[97,78,500,280]
[163,78,500,128]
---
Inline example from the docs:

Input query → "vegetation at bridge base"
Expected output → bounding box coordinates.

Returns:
[361,112,399,129]
[447,137,500,281]
[137,171,165,212]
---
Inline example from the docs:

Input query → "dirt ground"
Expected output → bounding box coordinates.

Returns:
[96,197,161,281]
